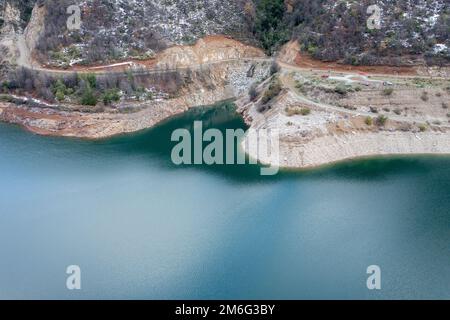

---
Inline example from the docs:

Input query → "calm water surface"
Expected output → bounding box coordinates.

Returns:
[0,103,449,299]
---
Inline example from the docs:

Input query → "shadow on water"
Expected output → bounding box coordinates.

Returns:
[300,156,449,181]
[90,102,274,184]
[99,101,450,183]
[3,101,449,184]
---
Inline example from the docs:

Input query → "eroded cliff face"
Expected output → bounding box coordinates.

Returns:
[0,1,23,70]
[0,0,36,33]
[154,36,265,69]
[0,2,21,34]
[23,1,45,57]
[0,0,41,75]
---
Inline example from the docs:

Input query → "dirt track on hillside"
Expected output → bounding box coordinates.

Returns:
[17,35,435,78]
[293,52,417,76]
[277,40,429,77]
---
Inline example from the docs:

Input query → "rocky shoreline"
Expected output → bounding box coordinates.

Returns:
[242,129,450,169]
[236,67,450,169]
[0,59,270,139]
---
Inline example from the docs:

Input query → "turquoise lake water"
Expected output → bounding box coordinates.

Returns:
[0,103,449,299]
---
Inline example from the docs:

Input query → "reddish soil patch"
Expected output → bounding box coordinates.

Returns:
[293,52,418,76]
[2,105,67,121]
[131,59,158,69]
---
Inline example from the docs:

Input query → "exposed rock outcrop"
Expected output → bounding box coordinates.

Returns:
[155,36,265,69]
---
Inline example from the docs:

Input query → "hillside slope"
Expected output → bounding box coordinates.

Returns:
[0,0,38,74]
[1,0,449,69]
[284,0,450,66]
[33,0,256,66]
